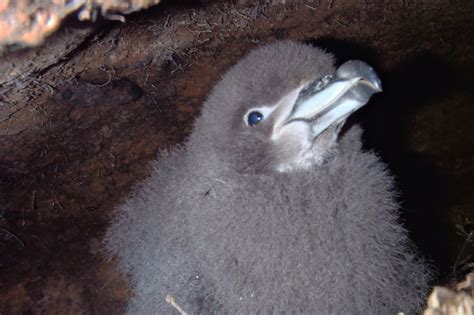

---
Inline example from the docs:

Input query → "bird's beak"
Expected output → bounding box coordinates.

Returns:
[286,60,382,136]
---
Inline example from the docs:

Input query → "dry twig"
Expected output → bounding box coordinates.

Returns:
[165,295,188,315]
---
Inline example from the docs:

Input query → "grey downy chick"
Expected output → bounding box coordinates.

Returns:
[105,41,432,314]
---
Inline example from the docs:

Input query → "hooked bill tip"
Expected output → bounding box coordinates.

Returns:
[336,60,382,93]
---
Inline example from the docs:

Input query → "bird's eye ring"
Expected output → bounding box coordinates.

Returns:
[247,111,264,126]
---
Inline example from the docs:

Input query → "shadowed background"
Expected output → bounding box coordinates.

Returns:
[0,0,473,313]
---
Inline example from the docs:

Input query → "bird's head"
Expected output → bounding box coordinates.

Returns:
[189,41,381,174]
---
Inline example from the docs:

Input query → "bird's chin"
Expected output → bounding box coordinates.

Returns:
[274,123,342,173]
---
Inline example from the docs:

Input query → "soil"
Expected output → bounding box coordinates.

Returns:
[0,0,473,313]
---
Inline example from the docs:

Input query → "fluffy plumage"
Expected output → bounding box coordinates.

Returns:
[105,41,431,314]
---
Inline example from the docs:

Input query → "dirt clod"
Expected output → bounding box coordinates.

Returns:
[55,77,143,107]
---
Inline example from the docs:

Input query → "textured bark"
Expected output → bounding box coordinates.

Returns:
[0,1,472,313]
[0,0,160,50]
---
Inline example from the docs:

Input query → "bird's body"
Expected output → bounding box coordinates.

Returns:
[105,41,431,314]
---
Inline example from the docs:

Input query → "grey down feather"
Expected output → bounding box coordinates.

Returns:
[105,41,432,314]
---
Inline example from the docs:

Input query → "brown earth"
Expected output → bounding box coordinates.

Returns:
[0,0,473,313]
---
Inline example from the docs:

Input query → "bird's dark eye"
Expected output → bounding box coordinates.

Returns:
[247,111,264,126]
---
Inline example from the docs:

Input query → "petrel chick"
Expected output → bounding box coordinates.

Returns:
[105,41,431,314]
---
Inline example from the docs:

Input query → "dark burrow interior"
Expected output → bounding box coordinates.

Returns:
[0,0,473,313]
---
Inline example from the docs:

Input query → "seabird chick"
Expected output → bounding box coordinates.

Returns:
[105,41,431,314]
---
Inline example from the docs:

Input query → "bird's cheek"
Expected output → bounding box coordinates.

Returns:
[271,122,313,170]
[272,121,312,149]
